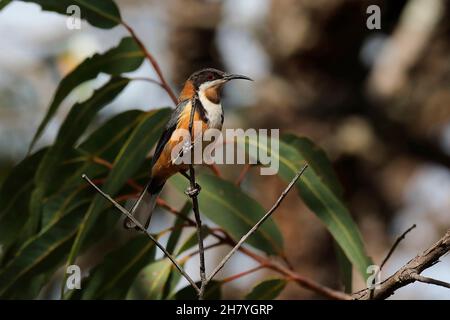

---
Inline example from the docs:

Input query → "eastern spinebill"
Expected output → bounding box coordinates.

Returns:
[124,68,252,229]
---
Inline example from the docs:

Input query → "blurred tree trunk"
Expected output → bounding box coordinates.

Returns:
[167,0,224,88]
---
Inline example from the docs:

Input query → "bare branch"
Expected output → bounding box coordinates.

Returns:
[121,22,178,105]
[81,174,200,294]
[206,164,308,284]
[369,224,416,298]
[410,273,450,289]
[381,224,416,269]
[354,228,450,300]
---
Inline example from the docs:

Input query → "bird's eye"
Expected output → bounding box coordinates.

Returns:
[207,73,214,80]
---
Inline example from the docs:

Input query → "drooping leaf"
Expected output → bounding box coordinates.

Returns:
[334,241,352,293]
[18,0,121,29]
[170,174,284,255]
[284,135,353,289]
[59,109,144,192]
[35,76,130,192]
[64,108,171,287]
[283,135,344,197]
[0,149,47,261]
[29,37,144,151]
[74,235,155,299]
[127,258,172,300]
[0,204,87,297]
[245,278,286,300]
[0,0,12,10]
[173,281,221,300]
[241,134,372,278]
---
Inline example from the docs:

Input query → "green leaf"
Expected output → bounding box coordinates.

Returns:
[165,201,192,255]
[0,203,87,297]
[170,174,284,255]
[64,108,171,288]
[19,0,121,29]
[245,278,286,300]
[29,37,144,151]
[334,242,352,293]
[0,0,12,10]
[175,227,206,256]
[173,281,221,300]
[127,258,172,300]
[241,134,372,278]
[162,265,184,299]
[59,110,144,192]
[35,77,130,191]
[0,149,47,261]
[75,235,155,299]
[283,135,344,197]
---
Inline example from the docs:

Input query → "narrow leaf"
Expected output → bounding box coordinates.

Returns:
[35,76,130,190]
[241,134,372,278]
[19,0,121,29]
[64,108,171,287]
[245,278,286,300]
[0,149,47,260]
[75,235,155,299]
[29,37,144,150]
[174,281,221,300]
[127,259,172,300]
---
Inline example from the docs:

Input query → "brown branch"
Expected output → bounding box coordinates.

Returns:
[368,224,416,299]
[121,21,178,105]
[220,265,266,283]
[207,164,222,177]
[354,228,450,300]
[235,164,251,186]
[410,274,450,289]
[381,224,416,269]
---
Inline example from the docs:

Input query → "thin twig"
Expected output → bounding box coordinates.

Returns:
[206,164,308,284]
[81,174,200,294]
[235,164,251,186]
[369,224,417,299]
[381,224,417,269]
[354,229,450,300]
[410,273,450,289]
[220,265,265,283]
[121,21,178,105]
[186,98,207,299]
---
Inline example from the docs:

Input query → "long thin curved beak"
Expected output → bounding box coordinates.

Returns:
[224,73,253,81]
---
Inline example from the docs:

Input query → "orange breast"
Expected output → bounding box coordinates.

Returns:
[151,101,209,184]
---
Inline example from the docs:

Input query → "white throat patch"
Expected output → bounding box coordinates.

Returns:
[198,82,223,130]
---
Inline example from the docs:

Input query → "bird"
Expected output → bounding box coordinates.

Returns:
[124,68,252,229]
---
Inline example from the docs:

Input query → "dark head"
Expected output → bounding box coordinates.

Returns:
[179,68,252,103]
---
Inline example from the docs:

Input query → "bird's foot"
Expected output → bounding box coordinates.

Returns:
[185,183,201,198]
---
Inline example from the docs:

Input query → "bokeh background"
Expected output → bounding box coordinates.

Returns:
[0,0,449,299]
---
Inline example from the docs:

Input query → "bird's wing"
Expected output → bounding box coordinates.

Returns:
[151,99,189,167]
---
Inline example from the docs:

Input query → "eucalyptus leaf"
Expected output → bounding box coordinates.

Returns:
[29,37,144,151]
[245,278,286,300]
[18,0,121,29]
[241,134,372,278]
[64,108,171,287]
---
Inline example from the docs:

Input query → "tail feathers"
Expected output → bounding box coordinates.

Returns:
[124,190,160,230]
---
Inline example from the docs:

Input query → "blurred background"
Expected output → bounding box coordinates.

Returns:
[0,0,449,299]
